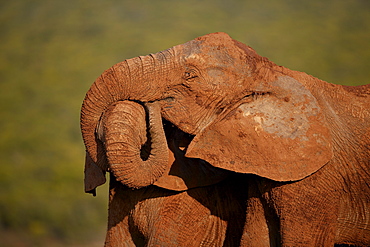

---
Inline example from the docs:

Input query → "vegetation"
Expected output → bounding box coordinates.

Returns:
[0,0,369,246]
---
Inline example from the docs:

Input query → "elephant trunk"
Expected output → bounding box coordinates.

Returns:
[81,50,175,188]
[98,101,168,189]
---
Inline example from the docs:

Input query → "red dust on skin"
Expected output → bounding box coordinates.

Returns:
[81,32,370,246]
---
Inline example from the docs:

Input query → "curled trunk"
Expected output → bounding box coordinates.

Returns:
[81,51,174,188]
[98,101,168,189]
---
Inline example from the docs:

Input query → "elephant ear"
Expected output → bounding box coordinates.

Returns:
[186,76,333,182]
[84,152,106,196]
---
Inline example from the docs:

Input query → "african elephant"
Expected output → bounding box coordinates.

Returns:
[81,32,370,246]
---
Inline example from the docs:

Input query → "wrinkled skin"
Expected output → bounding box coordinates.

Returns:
[81,33,370,246]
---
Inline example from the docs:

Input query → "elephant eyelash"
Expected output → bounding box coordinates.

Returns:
[243,92,268,101]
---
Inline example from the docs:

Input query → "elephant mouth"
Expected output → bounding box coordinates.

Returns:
[138,117,195,162]
[162,119,195,153]
[153,118,230,191]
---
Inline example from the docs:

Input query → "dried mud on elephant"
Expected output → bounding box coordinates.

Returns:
[81,32,370,246]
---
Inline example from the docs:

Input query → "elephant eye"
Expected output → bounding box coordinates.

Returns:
[184,70,198,81]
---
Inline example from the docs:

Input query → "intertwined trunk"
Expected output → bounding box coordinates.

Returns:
[80,50,175,188]
[98,101,168,188]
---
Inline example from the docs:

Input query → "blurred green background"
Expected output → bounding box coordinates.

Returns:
[0,0,369,246]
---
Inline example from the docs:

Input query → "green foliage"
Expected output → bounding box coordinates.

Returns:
[0,0,369,245]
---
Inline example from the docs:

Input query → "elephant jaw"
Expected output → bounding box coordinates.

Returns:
[152,120,230,191]
[153,159,229,191]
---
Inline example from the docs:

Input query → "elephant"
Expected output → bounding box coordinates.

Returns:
[80,32,370,246]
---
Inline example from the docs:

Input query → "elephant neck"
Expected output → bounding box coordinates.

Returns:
[319,84,370,164]
[272,64,370,162]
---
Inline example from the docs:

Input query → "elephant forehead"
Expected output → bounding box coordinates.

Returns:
[180,36,244,71]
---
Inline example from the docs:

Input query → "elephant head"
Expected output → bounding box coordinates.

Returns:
[81,32,333,194]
